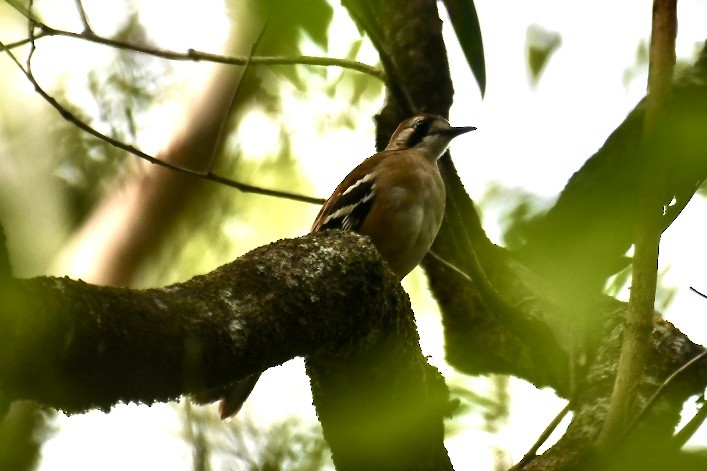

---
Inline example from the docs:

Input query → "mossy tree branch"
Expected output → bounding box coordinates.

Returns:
[0,230,452,470]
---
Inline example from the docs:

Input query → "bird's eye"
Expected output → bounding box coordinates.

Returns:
[404,117,432,148]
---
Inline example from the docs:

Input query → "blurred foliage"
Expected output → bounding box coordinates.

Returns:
[7,0,374,288]
[446,375,510,436]
[135,143,313,287]
[51,97,130,226]
[526,25,561,86]
[52,14,167,226]
[0,403,54,471]
[625,40,706,89]
[183,403,331,471]
[134,0,383,286]
[605,265,677,310]
[445,376,511,470]
[484,375,510,435]
[475,182,560,254]
[602,438,707,471]
[0,224,10,280]
[623,40,649,87]
[507,44,707,301]
[133,53,383,287]
[225,0,334,91]
[88,14,161,144]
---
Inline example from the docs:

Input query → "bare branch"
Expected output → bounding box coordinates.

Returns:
[625,349,707,441]
[73,0,93,35]
[0,31,49,52]
[674,396,707,448]
[0,40,325,206]
[5,0,386,83]
[515,402,572,468]
[689,286,707,300]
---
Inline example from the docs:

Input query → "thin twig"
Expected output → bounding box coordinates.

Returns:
[515,402,573,468]
[0,31,50,52]
[26,0,37,65]
[689,286,707,300]
[624,349,707,440]
[673,395,707,448]
[0,40,325,206]
[73,0,93,35]
[599,350,707,466]
[427,250,473,283]
[5,0,386,83]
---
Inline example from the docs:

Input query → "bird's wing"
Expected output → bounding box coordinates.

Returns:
[310,153,383,233]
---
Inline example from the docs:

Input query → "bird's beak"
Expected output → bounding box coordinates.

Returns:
[447,126,476,138]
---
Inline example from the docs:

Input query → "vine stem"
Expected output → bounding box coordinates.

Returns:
[595,0,677,452]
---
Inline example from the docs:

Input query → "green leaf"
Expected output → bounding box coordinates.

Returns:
[441,0,486,97]
[526,25,561,86]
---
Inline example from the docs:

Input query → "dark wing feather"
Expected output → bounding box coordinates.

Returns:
[311,154,381,233]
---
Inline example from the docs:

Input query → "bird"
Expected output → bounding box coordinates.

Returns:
[311,113,475,277]
[194,114,475,418]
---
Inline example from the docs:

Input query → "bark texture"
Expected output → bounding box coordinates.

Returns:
[0,230,453,469]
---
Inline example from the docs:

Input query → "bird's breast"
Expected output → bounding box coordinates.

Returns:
[361,153,446,277]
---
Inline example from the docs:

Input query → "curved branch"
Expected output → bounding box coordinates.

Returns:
[0,230,451,469]
[0,231,379,409]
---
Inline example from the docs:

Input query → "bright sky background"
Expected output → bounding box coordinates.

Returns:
[2,0,707,470]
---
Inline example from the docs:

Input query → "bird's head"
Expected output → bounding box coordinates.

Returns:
[385,114,475,160]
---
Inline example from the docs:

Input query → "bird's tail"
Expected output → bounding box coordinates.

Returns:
[191,373,261,419]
